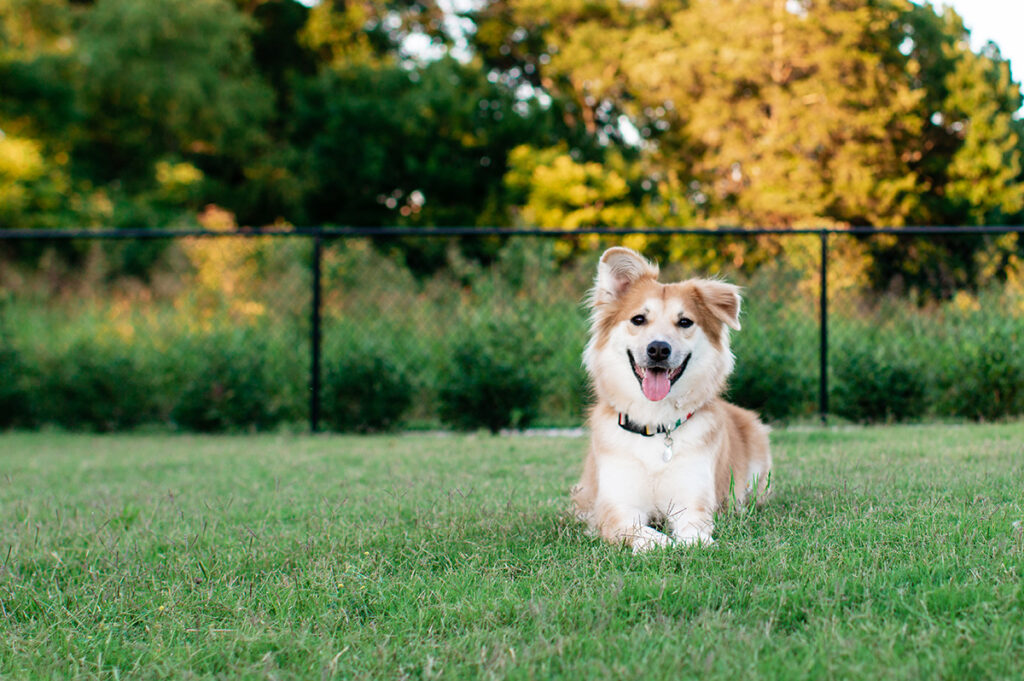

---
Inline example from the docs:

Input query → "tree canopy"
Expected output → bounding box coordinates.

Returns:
[1,0,1022,286]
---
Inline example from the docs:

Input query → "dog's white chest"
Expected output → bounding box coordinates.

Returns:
[596,417,715,514]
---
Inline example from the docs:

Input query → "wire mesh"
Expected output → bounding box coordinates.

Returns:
[0,235,312,431]
[826,231,1024,422]
[2,228,1023,431]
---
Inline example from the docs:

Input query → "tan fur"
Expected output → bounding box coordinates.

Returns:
[573,247,772,552]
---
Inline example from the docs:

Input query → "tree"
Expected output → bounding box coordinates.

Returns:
[301,0,450,67]
[487,0,928,227]
[237,0,318,113]
[286,56,567,270]
[0,0,80,231]
[941,46,1023,225]
[899,3,1023,227]
[289,57,563,226]
[475,0,1024,291]
[74,0,273,191]
[865,3,1024,295]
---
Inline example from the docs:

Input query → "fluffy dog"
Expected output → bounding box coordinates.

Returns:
[571,247,771,552]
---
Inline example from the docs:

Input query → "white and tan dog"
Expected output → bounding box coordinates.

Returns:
[572,247,771,552]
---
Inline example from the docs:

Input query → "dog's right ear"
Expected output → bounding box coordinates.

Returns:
[593,247,659,304]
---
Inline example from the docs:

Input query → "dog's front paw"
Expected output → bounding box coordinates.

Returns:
[630,526,674,554]
[674,530,716,547]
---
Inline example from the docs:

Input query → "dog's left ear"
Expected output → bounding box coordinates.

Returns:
[699,281,742,331]
[594,247,659,303]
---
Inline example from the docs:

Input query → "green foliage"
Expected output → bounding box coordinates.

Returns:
[247,0,317,97]
[473,0,1024,288]
[481,0,926,227]
[941,344,1024,421]
[902,5,1024,227]
[3,236,1024,432]
[864,5,1024,294]
[301,0,450,67]
[0,131,73,232]
[321,336,414,432]
[170,329,301,432]
[931,313,1024,420]
[438,317,544,432]
[728,318,816,422]
[831,337,928,423]
[0,0,277,235]
[285,56,567,273]
[75,0,273,184]
[4,0,1024,301]
[504,144,693,234]
[32,339,162,431]
[942,47,1024,225]
[0,340,31,429]
[290,57,560,227]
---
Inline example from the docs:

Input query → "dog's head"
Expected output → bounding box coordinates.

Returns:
[584,247,741,409]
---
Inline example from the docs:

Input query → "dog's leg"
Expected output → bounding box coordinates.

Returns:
[753,467,773,507]
[594,503,671,553]
[739,462,773,510]
[666,506,715,546]
[570,452,598,522]
[629,526,674,554]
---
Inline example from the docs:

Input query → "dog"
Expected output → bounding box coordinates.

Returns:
[571,247,772,552]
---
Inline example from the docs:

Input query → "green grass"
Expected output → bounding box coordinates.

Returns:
[1,424,1023,679]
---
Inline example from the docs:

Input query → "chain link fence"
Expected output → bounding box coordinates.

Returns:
[1,227,1022,432]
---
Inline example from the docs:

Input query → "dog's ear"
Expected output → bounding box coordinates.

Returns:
[697,280,742,331]
[593,247,659,303]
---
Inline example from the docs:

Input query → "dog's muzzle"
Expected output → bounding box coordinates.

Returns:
[628,348,691,402]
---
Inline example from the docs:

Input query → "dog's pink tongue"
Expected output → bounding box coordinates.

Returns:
[642,370,671,401]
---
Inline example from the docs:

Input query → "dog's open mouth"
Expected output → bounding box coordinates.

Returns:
[628,350,691,402]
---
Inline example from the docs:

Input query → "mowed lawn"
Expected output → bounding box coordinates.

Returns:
[1,424,1023,680]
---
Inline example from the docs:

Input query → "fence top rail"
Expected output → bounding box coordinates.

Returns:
[2,225,1024,240]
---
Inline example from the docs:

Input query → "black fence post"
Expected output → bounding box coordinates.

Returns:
[819,229,829,424]
[310,233,323,433]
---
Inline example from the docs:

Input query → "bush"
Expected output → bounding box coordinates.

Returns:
[438,318,543,433]
[521,303,589,426]
[933,323,1024,420]
[727,304,816,421]
[171,329,299,431]
[321,340,414,432]
[728,341,815,421]
[34,339,162,431]
[0,342,32,428]
[831,336,928,423]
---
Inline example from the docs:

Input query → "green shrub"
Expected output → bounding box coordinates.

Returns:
[170,329,299,431]
[438,318,543,432]
[933,323,1024,420]
[831,336,928,423]
[0,342,33,428]
[34,339,162,431]
[728,342,815,421]
[727,304,816,421]
[523,304,589,426]
[321,340,414,432]
[537,357,589,425]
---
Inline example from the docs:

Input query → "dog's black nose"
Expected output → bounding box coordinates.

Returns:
[646,340,671,362]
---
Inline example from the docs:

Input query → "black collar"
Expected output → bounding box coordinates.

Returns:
[617,412,693,437]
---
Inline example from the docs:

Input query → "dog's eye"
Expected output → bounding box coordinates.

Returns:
[678,317,694,329]
[630,314,646,326]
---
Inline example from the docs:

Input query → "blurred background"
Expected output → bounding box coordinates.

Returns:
[1,0,1022,432]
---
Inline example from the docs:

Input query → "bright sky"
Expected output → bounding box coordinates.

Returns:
[940,1,1023,86]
